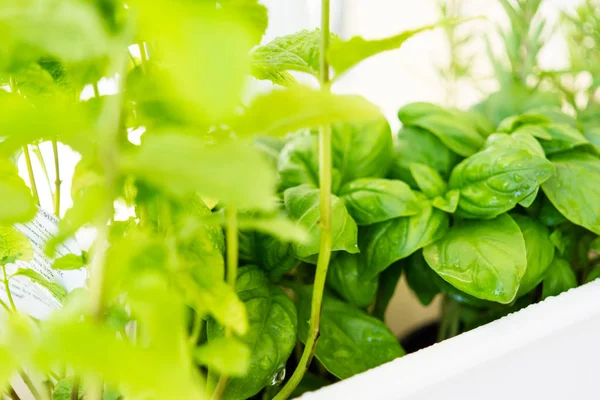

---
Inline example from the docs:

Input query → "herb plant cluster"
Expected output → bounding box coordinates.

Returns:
[0,1,598,400]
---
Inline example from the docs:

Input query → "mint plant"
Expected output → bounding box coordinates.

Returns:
[0,1,598,400]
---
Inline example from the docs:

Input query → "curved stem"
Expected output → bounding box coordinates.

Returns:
[211,206,238,400]
[22,146,40,206]
[274,1,332,399]
[52,140,61,217]
[19,371,41,400]
[32,145,52,199]
[3,266,16,311]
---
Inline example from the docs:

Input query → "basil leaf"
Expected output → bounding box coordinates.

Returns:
[194,336,250,377]
[51,254,85,271]
[542,150,600,235]
[484,131,546,158]
[541,258,577,300]
[518,187,539,208]
[423,214,527,304]
[0,227,33,263]
[239,231,299,282]
[0,158,37,224]
[284,185,359,259]
[339,178,421,225]
[539,195,567,227]
[297,287,404,379]
[497,112,552,132]
[538,124,590,155]
[207,266,297,400]
[235,86,380,137]
[512,214,555,296]
[331,117,394,185]
[585,265,600,284]
[404,252,441,306]
[359,198,449,280]
[409,162,448,198]
[449,139,555,219]
[277,133,319,191]
[432,190,460,213]
[372,262,403,320]
[12,269,67,302]
[327,253,378,308]
[389,126,461,188]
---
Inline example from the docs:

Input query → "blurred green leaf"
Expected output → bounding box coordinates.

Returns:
[12,268,67,302]
[0,158,36,224]
[51,254,85,271]
[194,336,250,377]
[0,226,33,263]
[234,86,381,137]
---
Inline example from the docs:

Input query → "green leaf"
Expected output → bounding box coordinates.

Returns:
[327,253,378,308]
[124,134,277,210]
[372,262,403,320]
[0,226,33,264]
[449,139,555,219]
[484,131,546,158]
[0,158,36,224]
[339,178,421,225]
[194,336,250,377]
[585,265,600,284]
[331,117,394,185]
[432,190,460,213]
[51,254,85,271]
[208,266,297,400]
[404,251,441,306]
[359,198,449,280]
[234,86,380,137]
[219,0,268,45]
[239,231,299,282]
[284,185,359,259]
[297,287,404,379]
[423,214,527,304]
[388,126,461,188]
[238,215,309,244]
[541,258,577,300]
[539,196,567,227]
[12,268,67,302]
[513,125,553,140]
[541,151,600,235]
[512,214,555,296]
[409,162,448,198]
[328,19,466,77]
[402,112,485,157]
[538,124,591,155]
[277,133,319,191]
[52,378,83,400]
[591,237,600,253]
[518,187,539,208]
[497,112,552,132]
[250,29,337,81]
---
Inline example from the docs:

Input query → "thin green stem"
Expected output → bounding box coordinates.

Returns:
[22,146,40,206]
[3,266,16,312]
[51,140,61,217]
[211,206,238,400]
[273,2,332,399]
[19,371,41,400]
[188,312,204,346]
[0,297,10,313]
[7,386,22,400]
[92,82,101,98]
[32,145,52,198]
[70,377,79,400]
[138,42,148,70]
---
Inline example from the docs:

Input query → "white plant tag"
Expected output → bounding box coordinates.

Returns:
[0,208,87,320]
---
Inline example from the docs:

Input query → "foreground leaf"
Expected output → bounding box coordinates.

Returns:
[51,254,85,271]
[12,269,67,302]
[423,214,527,304]
[0,158,36,224]
[194,336,250,377]
[297,287,404,379]
[542,151,600,235]
[124,134,277,210]
[234,86,380,137]
[0,226,33,263]
[541,258,577,299]
[284,185,359,259]
[208,266,297,400]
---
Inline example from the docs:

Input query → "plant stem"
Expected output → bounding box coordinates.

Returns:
[2,266,16,312]
[22,145,40,206]
[19,371,41,400]
[188,312,204,346]
[51,140,61,217]
[32,145,52,199]
[92,82,100,98]
[0,297,10,313]
[211,206,238,400]
[7,386,22,400]
[273,2,332,399]
[71,377,79,400]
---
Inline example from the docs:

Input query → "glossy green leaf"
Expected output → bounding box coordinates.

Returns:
[512,214,555,296]
[51,254,85,271]
[250,29,337,81]
[538,124,590,155]
[12,268,67,302]
[389,126,461,188]
[208,266,297,400]
[0,158,36,224]
[404,251,441,306]
[497,112,551,132]
[423,214,527,304]
[432,190,460,213]
[339,178,421,225]
[541,258,577,299]
[372,262,403,320]
[234,86,380,137]
[542,151,600,235]
[359,198,449,280]
[484,131,546,158]
[513,125,553,140]
[328,19,466,77]
[449,139,555,219]
[194,336,250,377]
[124,134,277,210]
[277,133,319,191]
[284,185,359,259]
[518,187,539,208]
[239,231,299,282]
[331,117,394,184]
[409,162,448,198]
[297,287,404,379]
[327,253,378,308]
[0,226,33,264]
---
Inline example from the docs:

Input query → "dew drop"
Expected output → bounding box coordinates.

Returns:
[268,367,286,386]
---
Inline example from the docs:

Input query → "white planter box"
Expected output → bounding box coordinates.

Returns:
[299,280,600,400]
